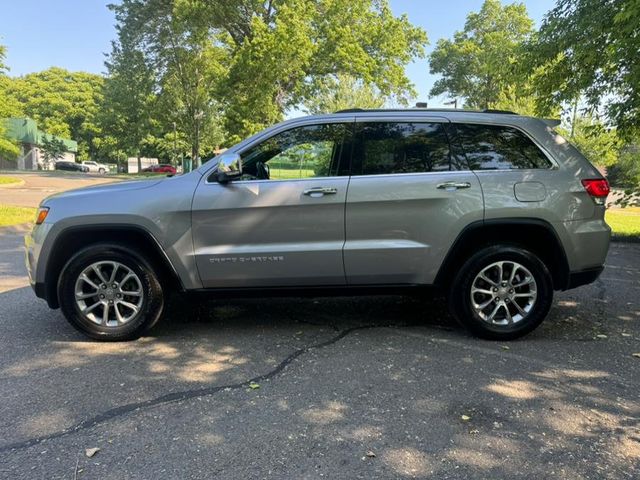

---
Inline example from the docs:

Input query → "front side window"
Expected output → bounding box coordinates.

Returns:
[239,123,348,181]
[353,122,454,175]
[454,123,553,170]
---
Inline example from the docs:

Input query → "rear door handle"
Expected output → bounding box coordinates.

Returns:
[436,182,471,190]
[303,187,338,197]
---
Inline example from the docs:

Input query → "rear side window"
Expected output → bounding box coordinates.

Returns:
[354,122,454,175]
[454,124,552,170]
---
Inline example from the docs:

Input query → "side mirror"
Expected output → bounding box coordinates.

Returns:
[215,152,242,184]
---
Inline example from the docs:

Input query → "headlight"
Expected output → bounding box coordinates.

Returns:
[35,207,49,225]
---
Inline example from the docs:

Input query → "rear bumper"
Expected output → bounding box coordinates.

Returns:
[565,266,604,290]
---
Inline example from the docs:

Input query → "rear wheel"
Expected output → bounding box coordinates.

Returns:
[58,245,164,341]
[98,168,105,174]
[449,245,553,340]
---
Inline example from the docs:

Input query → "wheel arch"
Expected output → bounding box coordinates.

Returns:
[435,218,570,291]
[44,225,184,308]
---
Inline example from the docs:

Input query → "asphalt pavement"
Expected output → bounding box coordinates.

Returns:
[0,225,639,479]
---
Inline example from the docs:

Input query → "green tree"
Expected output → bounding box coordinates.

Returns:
[39,135,67,166]
[4,68,103,160]
[109,0,228,167]
[303,73,386,114]
[0,45,21,160]
[101,44,157,173]
[429,0,534,109]
[530,0,640,136]
[559,114,620,168]
[112,0,427,145]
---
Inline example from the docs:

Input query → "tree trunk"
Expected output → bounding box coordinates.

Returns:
[193,120,201,168]
[137,155,142,173]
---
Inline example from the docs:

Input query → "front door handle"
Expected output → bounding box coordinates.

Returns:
[436,182,472,190]
[303,187,338,196]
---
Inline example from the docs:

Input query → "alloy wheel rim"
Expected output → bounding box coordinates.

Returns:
[74,261,144,327]
[470,261,537,326]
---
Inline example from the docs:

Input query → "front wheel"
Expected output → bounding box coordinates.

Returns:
[448,245,553,340]
[98,168,105,175]
[58,245,164,341]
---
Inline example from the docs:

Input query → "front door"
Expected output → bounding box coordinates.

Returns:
[192,121,352,288]
[344,118,484,285]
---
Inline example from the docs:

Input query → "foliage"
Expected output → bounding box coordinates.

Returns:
[109,0,228,167]
[303,73,386,114]
[610,145,640,187]
[3,68,103,160]
[0,46,21,160]
[429,0,534,109]
[39,135,67,164]
[0,126,21,160]
[608,144,640,207]
[530,0,640,137]
[101,45,157,172]
[191,0,427,142]
[558,115,620,167]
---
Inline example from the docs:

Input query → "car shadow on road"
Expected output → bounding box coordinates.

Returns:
[154,292,457,338]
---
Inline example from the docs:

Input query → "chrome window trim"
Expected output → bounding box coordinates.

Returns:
[201,115,560,184]
[348,170,475,180]
[204,175,347,186]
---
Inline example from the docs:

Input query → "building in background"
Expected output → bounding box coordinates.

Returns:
[0,118,77,170]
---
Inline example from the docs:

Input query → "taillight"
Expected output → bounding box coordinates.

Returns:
[581,179,610,205]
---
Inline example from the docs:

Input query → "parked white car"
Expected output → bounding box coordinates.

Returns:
[81,161,109,174]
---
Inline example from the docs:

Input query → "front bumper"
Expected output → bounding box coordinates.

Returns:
[24,222,52,302]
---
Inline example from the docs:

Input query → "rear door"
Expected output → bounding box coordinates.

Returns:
[191,120,353,288]
[343,117,484,285]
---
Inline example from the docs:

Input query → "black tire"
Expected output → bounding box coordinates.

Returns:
[98,168,105,175]
[58,244,164,341]
[448,245,553,340]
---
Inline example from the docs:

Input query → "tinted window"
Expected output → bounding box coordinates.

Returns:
[240,123,348,180]
[355,122,453,175]
[454,124,552,170]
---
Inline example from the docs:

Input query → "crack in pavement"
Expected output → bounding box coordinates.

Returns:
[0,323,395,454]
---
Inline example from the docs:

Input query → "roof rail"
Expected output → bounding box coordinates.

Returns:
[481,109,517,115]
[334,108,518,115]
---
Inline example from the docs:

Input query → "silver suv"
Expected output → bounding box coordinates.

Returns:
[25,109,611,341]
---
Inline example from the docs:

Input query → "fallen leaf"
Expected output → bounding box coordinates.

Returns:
[85,448,100,458]
[501,345,510,350]
[248,382,260,390]
[596,334,608,339]
[469,429,479,434]
[621,333,631,337]
[461,415,471,421]
[365,451,376,458]
[632,353,640,358]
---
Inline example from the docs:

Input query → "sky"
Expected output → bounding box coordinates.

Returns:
[0,0,557,108]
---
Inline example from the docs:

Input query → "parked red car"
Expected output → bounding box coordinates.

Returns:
[141,164,177,174]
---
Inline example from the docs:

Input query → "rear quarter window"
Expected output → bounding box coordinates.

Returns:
[454,123,552,170]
